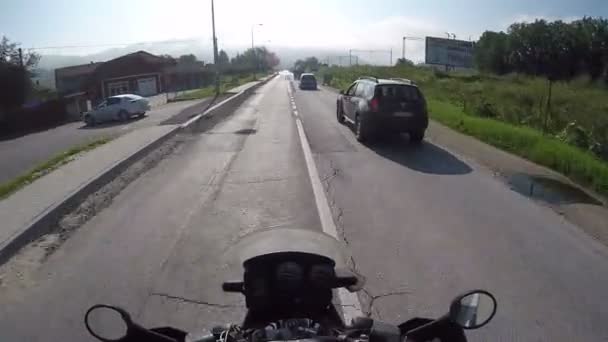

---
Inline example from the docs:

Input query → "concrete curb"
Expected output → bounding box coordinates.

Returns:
[181,76,274,132]
[0,74,276,266]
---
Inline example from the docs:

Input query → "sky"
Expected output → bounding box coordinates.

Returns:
[1,0,607,63]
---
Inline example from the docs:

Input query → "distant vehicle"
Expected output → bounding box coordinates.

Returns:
[336,77,428,143]
[299,73,318,90]
[83,94,150,126]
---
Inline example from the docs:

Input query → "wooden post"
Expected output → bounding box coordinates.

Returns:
[544,79,553,133]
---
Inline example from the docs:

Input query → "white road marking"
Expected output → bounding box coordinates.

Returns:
[287,83,363,323]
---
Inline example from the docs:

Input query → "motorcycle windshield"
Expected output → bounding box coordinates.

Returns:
[227,228,349,268]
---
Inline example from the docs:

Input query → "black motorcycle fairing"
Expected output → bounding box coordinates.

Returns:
[223,228,364,328]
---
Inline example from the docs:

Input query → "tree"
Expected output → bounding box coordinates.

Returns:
[218,50,229,65]
[0,36,40,69]
[474,31,511,74]
[0,36,40,110]
[396,58,414,67]
[473,17,608,81]
[228,47,279,73]
[177,54,197,64]
[264,51,280,69]
[293,56,320,77]
[159,54,176,63]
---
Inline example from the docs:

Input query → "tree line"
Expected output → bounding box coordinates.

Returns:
[221,46,279,74]
[475,17,608,80]
[161,46,280,75]
[0,36,40,111]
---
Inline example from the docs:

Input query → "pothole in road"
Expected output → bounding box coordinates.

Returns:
[507,173,603,206]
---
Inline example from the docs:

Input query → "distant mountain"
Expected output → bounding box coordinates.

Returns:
[35,39,385,78]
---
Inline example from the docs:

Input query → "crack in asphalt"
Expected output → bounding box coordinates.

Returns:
[150,292,243,308]
[321,159,349,247]
[225,176,290,185]
[320,166,340,183]
[360,288,410,318]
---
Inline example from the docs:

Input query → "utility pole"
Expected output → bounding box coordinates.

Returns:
[211,0,220,95]
[18,48,23,68]
[389,48,393,66]
[402,37,406,60]
[349,49,352,66]
[251,24,263,80]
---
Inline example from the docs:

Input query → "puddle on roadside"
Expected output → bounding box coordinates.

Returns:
[507,173,602,206]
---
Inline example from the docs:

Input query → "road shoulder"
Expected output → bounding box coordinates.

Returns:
[321,82,608,247]
[427,120,608,247]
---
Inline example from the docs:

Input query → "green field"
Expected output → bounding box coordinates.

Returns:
[318,65,608,196]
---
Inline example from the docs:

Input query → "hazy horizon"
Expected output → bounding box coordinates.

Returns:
[3,0,605,70]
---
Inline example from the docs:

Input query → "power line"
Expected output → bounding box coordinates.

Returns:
[25,39,199,51]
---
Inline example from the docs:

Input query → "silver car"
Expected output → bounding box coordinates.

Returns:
[83,94,151,126]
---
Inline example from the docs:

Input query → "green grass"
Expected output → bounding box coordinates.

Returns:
[429,99,608,195]
[173,74,259,101]
[0,137,112,200]
[318,65,608,154]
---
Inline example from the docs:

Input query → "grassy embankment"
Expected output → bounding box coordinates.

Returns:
[0,137,112,199]
[318,65,608,195]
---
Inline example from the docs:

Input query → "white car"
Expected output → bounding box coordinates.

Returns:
[83,94,151,126]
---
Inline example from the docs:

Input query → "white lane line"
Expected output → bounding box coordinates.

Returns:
[287,83,363,323]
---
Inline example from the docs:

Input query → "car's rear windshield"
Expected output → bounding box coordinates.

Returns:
[376,85,421,101]
[301,75,316,82]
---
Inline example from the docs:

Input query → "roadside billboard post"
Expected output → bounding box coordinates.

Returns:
[425,36,475,70]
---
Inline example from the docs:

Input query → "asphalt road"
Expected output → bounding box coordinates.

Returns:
[1,76,608,341]
[293,84,608,341]
[0,97,217,184]
[0,78,321,341]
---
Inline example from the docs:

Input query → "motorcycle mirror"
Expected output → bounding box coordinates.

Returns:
[449,290,497,330]
[85,305,130,341]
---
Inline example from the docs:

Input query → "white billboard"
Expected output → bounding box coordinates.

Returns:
[425,37,475,68]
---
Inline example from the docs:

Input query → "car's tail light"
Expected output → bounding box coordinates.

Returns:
[370,97,379,112]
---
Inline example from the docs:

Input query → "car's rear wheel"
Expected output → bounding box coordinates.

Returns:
[410,130,425,144]
[84,115,95,126]
[118,110,129,122]
[336,102,345,124]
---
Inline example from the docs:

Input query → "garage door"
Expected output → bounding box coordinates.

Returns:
[137,77,157,96]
